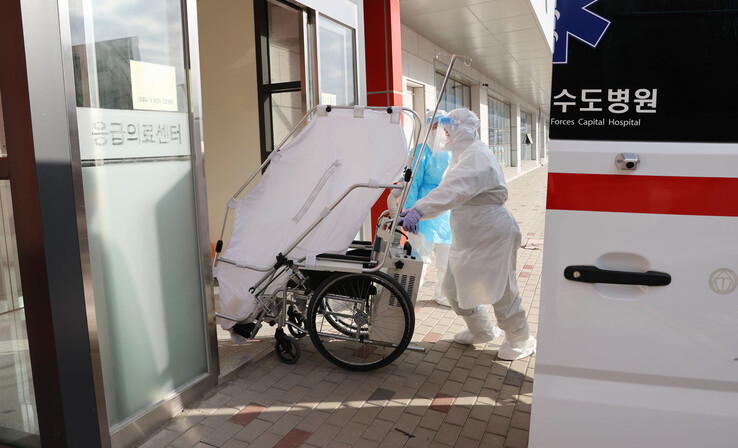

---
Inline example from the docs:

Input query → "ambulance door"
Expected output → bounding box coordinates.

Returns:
[530,2,738,447]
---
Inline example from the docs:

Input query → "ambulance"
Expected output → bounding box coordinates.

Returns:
[530,1,738,446]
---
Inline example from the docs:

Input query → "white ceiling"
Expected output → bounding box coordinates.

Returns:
[399,0,553,110]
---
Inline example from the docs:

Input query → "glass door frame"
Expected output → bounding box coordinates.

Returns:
[1,1,99,446]
[2,0,219,446]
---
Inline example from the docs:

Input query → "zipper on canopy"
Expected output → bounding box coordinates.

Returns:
[292,159,342,223]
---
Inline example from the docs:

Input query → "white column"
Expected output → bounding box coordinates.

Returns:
[472,85,489,145]
[511,102,521,171]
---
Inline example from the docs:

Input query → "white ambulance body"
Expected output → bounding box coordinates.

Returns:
[530,1,738,447]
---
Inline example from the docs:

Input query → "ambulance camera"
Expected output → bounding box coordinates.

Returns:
[615,153,639,171]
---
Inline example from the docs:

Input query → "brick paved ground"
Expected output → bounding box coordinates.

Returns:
[140,165,548,448]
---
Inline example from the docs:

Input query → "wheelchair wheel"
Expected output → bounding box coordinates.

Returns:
[275,329,300,364]
[307,271,414,371]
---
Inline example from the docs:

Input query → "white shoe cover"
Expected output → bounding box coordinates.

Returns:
[434,296,451,307]
[498,336,537,361]
[454,321,502,345]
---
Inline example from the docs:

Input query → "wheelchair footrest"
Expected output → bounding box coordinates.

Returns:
[232,321,259,339]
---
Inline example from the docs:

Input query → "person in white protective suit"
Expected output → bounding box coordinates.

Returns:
[397,108,536,361]
[388,110,453,306]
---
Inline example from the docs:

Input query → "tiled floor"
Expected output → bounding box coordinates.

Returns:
[141,164,548,448]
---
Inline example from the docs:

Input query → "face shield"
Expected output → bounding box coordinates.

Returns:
[425,110,448,153]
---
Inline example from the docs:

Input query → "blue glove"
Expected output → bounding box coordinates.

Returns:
[397,208,423,234]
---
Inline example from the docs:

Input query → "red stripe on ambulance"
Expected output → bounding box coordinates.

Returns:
[547,173,738,217]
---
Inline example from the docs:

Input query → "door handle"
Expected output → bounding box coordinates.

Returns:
[564,265,671,286]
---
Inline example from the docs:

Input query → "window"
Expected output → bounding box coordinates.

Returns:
[520,110,535,160]
[255,1,358,160]
[318,16,356,106]
[434,72,471,112]
[256,0,307,160]
[488,96,512,167]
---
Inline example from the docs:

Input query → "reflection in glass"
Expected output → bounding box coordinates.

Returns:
[69,0,188,112]
[520,111,534,160]
[272,91,303,148]
[0,180,38,437]
[434,73,471,112]
[488,96,512,167]
[318,17,355,106]
[268,1,301,84]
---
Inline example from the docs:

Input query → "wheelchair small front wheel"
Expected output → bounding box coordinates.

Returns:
[306,271,414,371]
[275,329,300,364]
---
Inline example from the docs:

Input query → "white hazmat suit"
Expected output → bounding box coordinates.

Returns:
[410,108,536,361]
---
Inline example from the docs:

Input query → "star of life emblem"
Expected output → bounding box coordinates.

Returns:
[553,0,611,64]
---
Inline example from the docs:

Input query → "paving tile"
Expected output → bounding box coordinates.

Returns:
[422,332,442,343]
[462,376,485,394]
[438,379,463,397]
[405,396,432,416]
[432,422,462,446]
[353,439,380,448]
[504,370,526,387]
[305,423,342,447]
[505,427,530,448]
[350,404,382,425]
[484,374,505,391]
[295,409,330,431]
[273,428,312,448]
[169,424,214,448]
[325,406,357,427]
[375,401,405,423]
[486,415,512,436]
[468,401,494,422]
[510,411,532,431]
[481,432,506,448]
[269,413,303,436]
[456,436,481,448]
[444,405,471,427]
[403,426,436,448]
[333,421,368,445]
[360,417,395,442]
[247,431,284,448]
[417,408,446,431]
[233,418,273,443]
[166,411,208,435]
[200,407,240,429]
[415,378,442,399]
[256,402,290,423]
[367,387,396,406]
[456,356,477,370]
[428,392,454,413]
[447,367,470,383]
[139,429,179,448]
[200,421,242,447]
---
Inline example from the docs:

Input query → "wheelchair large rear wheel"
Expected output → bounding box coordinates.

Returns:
[307,271,414,371]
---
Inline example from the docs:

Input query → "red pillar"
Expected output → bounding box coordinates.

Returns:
[364,0,404,235]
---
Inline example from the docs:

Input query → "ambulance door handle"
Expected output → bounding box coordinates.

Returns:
[564,265,671,286]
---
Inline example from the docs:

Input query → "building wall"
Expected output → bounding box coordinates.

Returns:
[400,23,549,177]
[198,0,262,246]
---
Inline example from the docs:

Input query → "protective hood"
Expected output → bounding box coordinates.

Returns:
[441,108,480,154]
